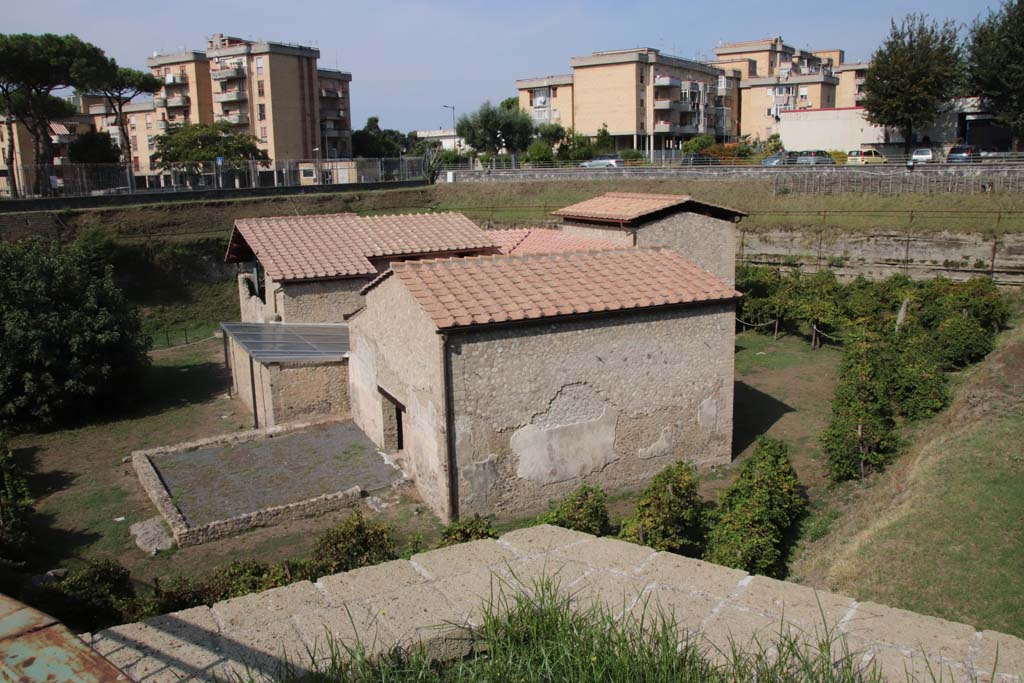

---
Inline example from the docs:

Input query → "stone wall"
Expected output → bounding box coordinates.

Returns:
[559,221,634,246]
[740,228,1024,286]
[270,361,349,425]
[279,278,367,323]
[349,276,451,520]
[448,304,735,519]
[89,525,1024,682]
[237,272,268,323]
[637,213,737,285]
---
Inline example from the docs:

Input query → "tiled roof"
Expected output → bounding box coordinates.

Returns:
[374,248,739,330]
[552,192,747,224]
[490,228,624,255]
[225,212,497,281]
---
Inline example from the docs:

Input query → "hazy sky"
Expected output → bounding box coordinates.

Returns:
[7,0,1000,132]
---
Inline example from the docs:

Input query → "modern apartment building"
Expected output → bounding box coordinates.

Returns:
[834,62,869,108]
[316,69,353,159]
[713,37,839,140]
[89,100,160,173]
[517,48,737,151]
[147,50,215,128]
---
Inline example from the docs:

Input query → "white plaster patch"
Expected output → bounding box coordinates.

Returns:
[698,396,718,431]
[512,406,619,484]
[638,425,674,460]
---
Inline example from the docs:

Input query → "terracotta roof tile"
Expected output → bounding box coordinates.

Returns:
[552,192,747,224]
[490,228,624,255]
[383,248,739,330]
[225,212,497,281]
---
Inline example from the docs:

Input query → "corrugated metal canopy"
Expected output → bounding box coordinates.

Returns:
[221,322,349,363]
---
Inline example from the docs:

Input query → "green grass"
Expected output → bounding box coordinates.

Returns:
[252,579,891,683]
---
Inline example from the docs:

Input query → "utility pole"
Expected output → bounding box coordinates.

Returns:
[443,104,456,151]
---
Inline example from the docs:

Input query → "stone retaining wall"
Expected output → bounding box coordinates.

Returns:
[131,418,362,547]
[90,525,1024,682]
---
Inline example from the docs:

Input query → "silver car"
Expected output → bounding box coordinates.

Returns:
[579,155,622,168]
[911,149,935,163]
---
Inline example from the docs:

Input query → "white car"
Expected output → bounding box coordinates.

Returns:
[911,149,935,163]
[579,155,622,168]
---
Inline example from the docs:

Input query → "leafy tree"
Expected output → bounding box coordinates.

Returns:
[0,34,109,194]
[619,462,704,555]
[351,116,410,158]
[68,130,120,164]
[526,139,554,163]
[0,236,150,429]
[536,122,566,147]
[88,65,162,165]
[860,14,963,154]
[681,134,715,154]
[774,270,844,348]
[556,128,595,161]
[152,121,269,172]
[455,101,534,156]
[499,96,521,112]
[593,124,614,153]
[967,0,1024,148]
[540,484,612,536]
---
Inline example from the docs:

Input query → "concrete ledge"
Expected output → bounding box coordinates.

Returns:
[91,525,1024,682]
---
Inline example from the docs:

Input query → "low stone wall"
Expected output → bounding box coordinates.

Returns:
[740,228,1024,286]
[451,165,1024,194]
[91,525,1024,682]
[131,418,362,547]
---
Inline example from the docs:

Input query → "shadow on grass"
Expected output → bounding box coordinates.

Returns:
[11,445,74,498]
[133,360,230,418]
[732,381,794,457]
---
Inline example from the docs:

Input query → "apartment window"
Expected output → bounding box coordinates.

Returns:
[258,103,266,121]
[260,126,268,143]
[766,108,772,116]
[551,86,557,96]
[145,114,152,129]
[149,158,158,171]
[163,67,170,76]
[131,136,137,150]
[257,80,265,97]
[255,57,264,75]
[146,135,154,149]
[129,115,136,129]
[799,86,809,101]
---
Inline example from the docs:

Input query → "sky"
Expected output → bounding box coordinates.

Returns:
[6,0,1002,132]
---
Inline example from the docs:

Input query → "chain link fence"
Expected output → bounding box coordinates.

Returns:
[1,157,428,200]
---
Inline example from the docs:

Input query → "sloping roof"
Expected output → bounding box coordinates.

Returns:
[490,228,623,255]
[225,212,497,281]
[552,192,747,225]
[221,322,349,363]
[367,248,738,330]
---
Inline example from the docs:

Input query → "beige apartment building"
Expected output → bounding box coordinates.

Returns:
[147,50,215,128]
[317,69,353,159]
[834,62,869,108]
[712,37,844,140]
[517,48,738,151]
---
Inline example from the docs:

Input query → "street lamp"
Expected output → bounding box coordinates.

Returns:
[442,104,456,150]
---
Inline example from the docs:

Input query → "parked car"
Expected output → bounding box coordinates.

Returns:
[911,149,936,164]
[680,153,720,166]
[761,151,799,166]
[848,149,887,165]
[795,150,837,165]
[946,146,978,163]
[978,148,1011,162]
[579,155,622,168]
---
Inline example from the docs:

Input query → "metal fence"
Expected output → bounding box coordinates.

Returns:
[0,157,427,200]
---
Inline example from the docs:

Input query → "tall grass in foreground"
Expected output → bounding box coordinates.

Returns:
[233,579,901,683]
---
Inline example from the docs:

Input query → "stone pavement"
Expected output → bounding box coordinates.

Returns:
[89,525,1024,682]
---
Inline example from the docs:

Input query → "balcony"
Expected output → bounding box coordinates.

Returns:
[214,90,248,103]
[530,108,551,122]
[212,67,246,81]
[654,99,693,112]
[320,108,342,120]
[154,97,167,107]
[218,112,250,125]
[164,73,189,85]
[167,95,190,108]
[653,122,681,134]
[321,128,344,138]
[855,76,866,86]
[854,91,865,102]
[155,120,167,130]
[654,75,682,88]
[319,88,343,98]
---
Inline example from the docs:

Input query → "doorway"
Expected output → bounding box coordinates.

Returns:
[379,387,405,452]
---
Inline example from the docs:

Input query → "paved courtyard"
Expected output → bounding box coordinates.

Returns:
[152,421,400,526]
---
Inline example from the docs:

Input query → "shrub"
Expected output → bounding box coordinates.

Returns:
[703,437,805,577]
[735,265,783,327]
[680,134,715,154]
[526,140,554,164]
[0,435,32,570]
[827,150,848,165]
[310,511,397,574]
[540,484,612,536]
[882,328,949,419]
[0,237,151,430]
[619,149,645,161]
[619,463,704,555]
[440,515,498,546]
[934,315,994,368]
[36,561,135,631]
